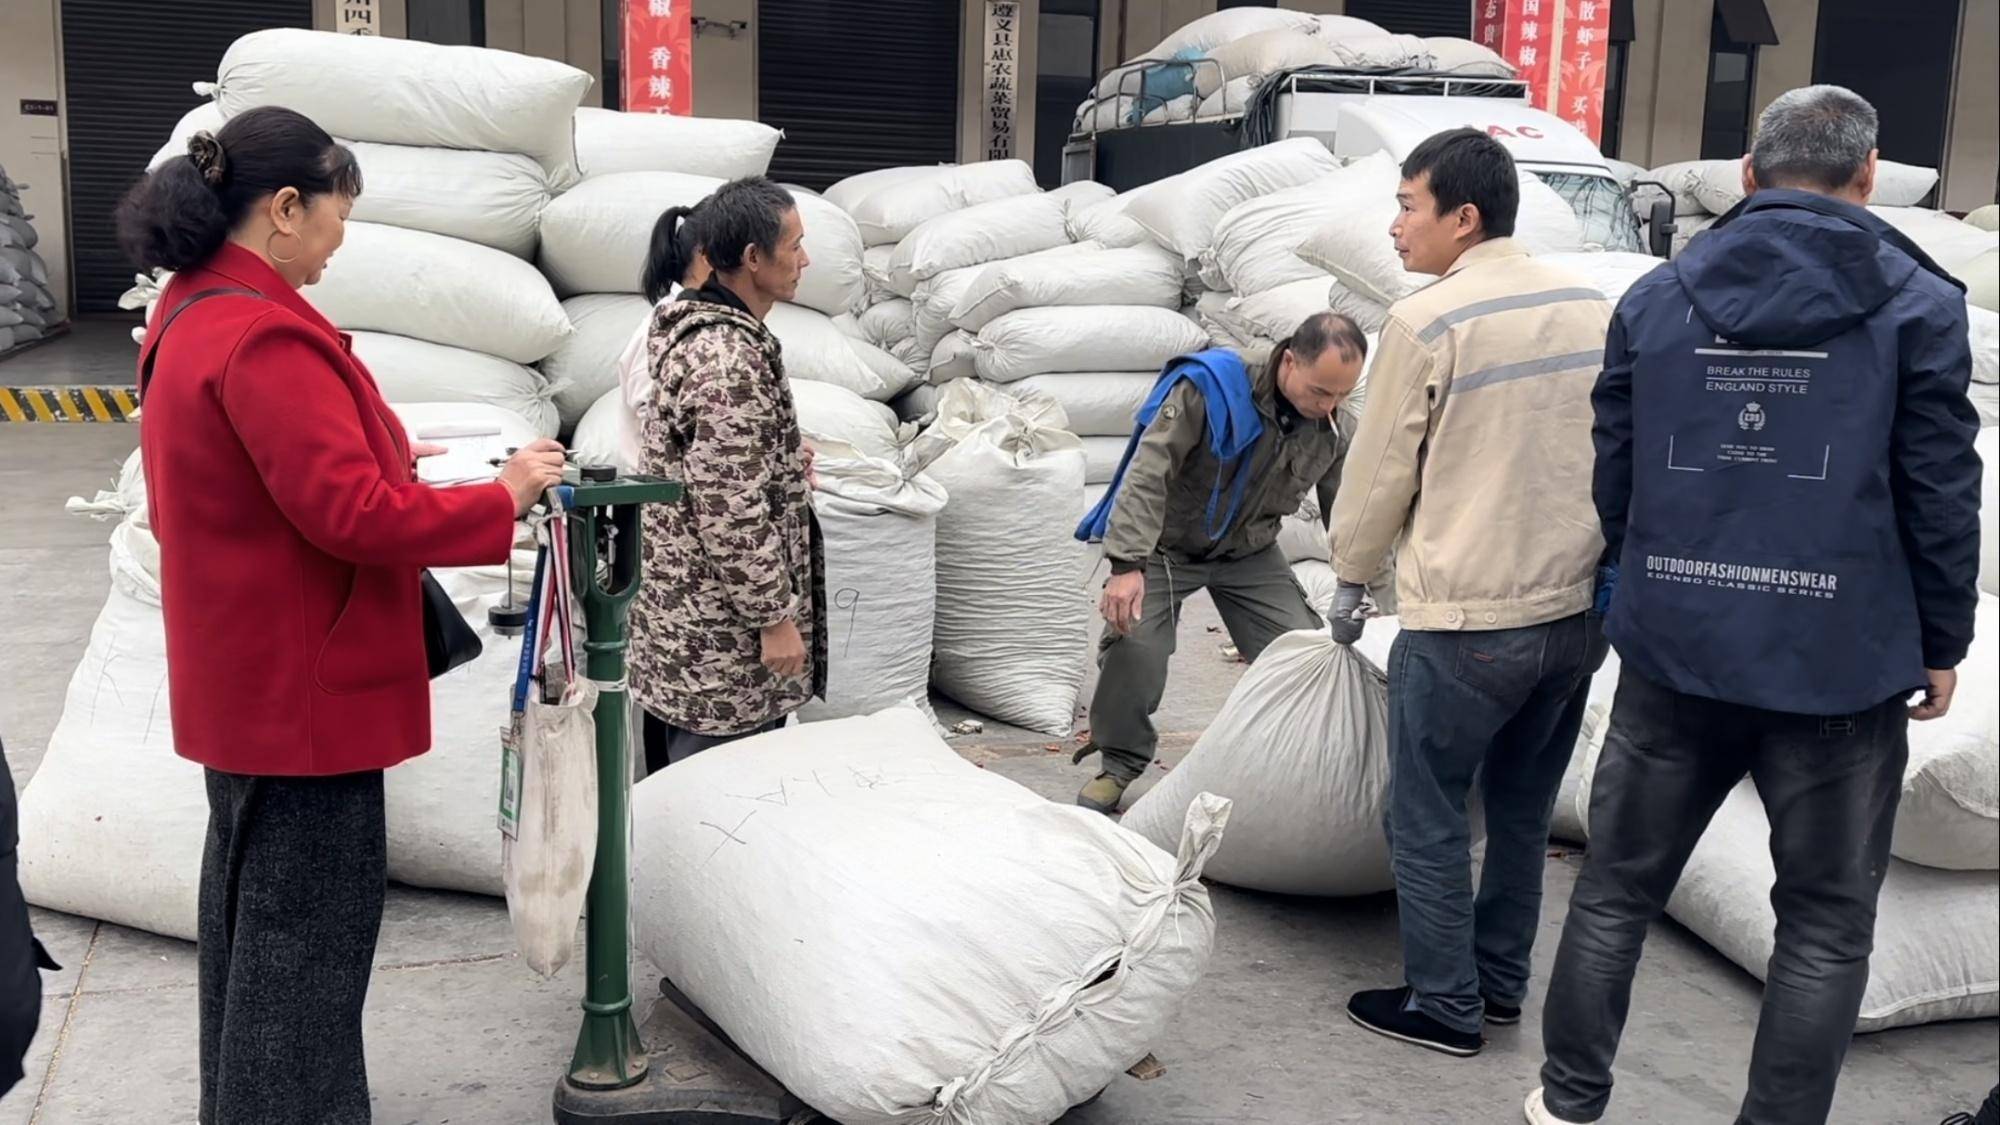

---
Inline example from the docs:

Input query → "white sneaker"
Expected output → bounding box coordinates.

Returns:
[1524,1087,1598,1124]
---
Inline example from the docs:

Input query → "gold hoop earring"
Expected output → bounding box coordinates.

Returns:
[267,230,302,265]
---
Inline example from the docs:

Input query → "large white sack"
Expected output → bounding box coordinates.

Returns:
[1871,206,2000,277]
[1124,631,1393,895]
[1195,29,1340,99]
[1972,306,1999,387]
[1125,138,1341,262]
[216,28,589,186]
[823,164,948,216]
[1197,77,1259,119]
[1297,158,1585,306]
[1642,160,1722,217]
[147,98,226,170]
[887,192,1070,297]
[791,190,869,317]
[1080,435,1126,485]
[857,297,915,351]
[341,143,551,258]
[1425,37,1515,76]
[953,244,1181,333]
[1537,251,1667,304]
[1691,158,1940,215]
[861,245,900,306]
[1002,372,1153,437]
[1982,427,1999,594]
[1204,175,1348,296]
[972,306,1209,383]
[911,266,986,362]
[766,302,906,401]
[799,451,947,722]
[306,223,571,364]
[849,160,1040,246]
[571,106,779,180]
[1048,179,1116,216]
[929,332,980,384]
[1327,34,1432,69]
[542,294,651,428]
[1130,8,1319,73]
[1067,194,1152,249]
[571,379,903,473]
[1964,248,1999,313]
[1206,277,1333,348]
[910,382,1091,734]
[1328,282,1391,335]
[352,332,560,437]
[632,709,1227,1124]
[537,172,725,297]
[1662,783,1998,1031]
[1967,205,2000,233]
[1891,593,1999,870]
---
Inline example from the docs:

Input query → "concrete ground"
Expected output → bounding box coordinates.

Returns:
[1,323,1994,1125]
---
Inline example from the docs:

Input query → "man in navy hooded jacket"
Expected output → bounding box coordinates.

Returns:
[1525,86,1982,1125]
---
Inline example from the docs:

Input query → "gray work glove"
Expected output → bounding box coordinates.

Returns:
[1329,581,1368,646]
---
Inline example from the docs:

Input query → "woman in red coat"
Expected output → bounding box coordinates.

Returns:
[116,106,567,1125]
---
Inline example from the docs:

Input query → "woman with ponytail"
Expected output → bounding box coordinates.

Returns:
[118,105,567,1124]
[612,201,713,471]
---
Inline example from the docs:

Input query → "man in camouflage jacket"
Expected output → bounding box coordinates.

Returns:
[630,286,826,765]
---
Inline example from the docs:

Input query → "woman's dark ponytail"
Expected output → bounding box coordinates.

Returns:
[642,204,703,304]
[116,105,362,274]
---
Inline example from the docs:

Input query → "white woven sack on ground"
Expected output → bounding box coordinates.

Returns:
[216,29,590,186]
[306,221,573,365]
[800,448,947,722]
[849,160,1040,246]
[1080,435,1126,485]
[1981,428,1998,594]
[1125,138,1341,262]
[922,332,973,384]
[844,329,921,400]
[858,298,915,351]
[1211,277,1335,347]
[1048,179,1116,216]
[791,190,869,317]
[1891,593,1998,870]
[1424,37,1514,76]
[823,165,948,216]
[1329,281,1391,334]
[1870,206,2000,277]
[571,106,779,180]
[953,243,1181,333]
[887,192,1071,297]
[1660,782,1999,1031]
[766,302,901,401]
[1964,248,1998,313]
[1001,372,1154,437]
[1195,29,1340,99]
[631,708,1228,1125]
[341,143,551,258]
[862,245,900,306]
[911,266,985,362]
[537,172,726,296]
[541,294,649,429]
[1205,174,1348,296]
[1537,251,1668,304]
[909,382,1091,734]
[352,331,560,437]
[972,306,1209,383]
[1280,508,1330,566]
[1067,194,1152,248]
[1123,630,1393,895]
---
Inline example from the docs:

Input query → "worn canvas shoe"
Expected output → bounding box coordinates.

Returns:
[1075,773,1129,815]
[1345,986,1484,1057]
[1524,1087,1598,1124]
[1484,994,1523,1025]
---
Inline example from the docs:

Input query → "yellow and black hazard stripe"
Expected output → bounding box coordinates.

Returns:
[0,386,140,423]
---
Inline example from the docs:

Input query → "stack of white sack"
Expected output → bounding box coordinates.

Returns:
[1634,157,1943,259]
[905,381,1092,734]
[16,404,555,934]
[540,168,914,434]
[142,32,608,435]
[0,164,60,353]
[570,372,910,474]
[632,708,1230,1125]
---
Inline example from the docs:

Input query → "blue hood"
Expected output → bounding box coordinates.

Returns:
[1672,189,1961,350]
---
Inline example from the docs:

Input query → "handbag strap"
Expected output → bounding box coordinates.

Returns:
[138,287,263,400]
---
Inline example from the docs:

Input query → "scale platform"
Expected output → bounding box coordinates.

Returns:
[552,978,809,1125]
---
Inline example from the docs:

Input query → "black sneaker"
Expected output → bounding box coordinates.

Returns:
[1346,986,1484,1057]
[1484,995,1522,1025]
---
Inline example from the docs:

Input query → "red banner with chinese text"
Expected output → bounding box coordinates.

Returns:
[1472,0,1613,144]
[624,0,693,115]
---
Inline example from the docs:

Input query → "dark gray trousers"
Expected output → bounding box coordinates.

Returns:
[641,713,784,776]
[1540,668,1908,1125]
[1088,546,1321,783]
[199,768,386,1125]
[1,737,54,1102]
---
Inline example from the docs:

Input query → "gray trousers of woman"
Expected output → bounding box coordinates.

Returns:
[199,768,385,1125]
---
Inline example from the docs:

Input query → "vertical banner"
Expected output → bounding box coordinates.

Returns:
[983,0,1022,162]
[1472,0,1612,144]
[624,0,694,115]
[335,0,379,36]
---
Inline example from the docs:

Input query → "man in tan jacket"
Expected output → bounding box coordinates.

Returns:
[1328,129,1612,1058]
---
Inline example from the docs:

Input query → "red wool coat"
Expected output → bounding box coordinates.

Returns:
[137,241,516,776]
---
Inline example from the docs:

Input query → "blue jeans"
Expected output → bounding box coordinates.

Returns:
[1385,611,1605,1034]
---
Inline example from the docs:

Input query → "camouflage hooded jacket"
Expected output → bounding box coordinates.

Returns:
[629,295,827,735]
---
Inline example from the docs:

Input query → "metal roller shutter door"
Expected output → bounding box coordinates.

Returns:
[1343,0,1473,39]
[60,0,313,314]
[757,0,962,190]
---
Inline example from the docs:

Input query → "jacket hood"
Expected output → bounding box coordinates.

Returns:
[655,297,775,354]
[1672,189,1958,349]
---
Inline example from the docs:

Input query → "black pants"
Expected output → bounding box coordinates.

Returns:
[641,712,783,777]
[199,768,386,1125]
[1540,669,1907,1125]
[1,737,55,1101]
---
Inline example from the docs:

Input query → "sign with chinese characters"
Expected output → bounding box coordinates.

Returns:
[335,0,379,36]
[1473,0,1612,144]
[625,0,694,115]
[982,0,1021,162]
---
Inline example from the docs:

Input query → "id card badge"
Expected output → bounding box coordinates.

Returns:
[498,725,524,839]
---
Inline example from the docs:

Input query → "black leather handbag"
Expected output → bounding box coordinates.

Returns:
[143,286,484,681]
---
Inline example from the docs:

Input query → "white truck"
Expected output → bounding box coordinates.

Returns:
[1066,66,1660,256]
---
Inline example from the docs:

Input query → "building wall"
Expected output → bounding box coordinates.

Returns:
[691,0,756,118]
[0,0,68,320]
[1753,0,1820,114]
[482,0,603,106]
[1943,0,1997,211]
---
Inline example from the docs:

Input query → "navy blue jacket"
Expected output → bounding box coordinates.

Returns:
[1596,189,1983,715]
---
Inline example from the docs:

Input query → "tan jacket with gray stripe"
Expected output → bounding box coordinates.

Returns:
[1330,238,1610,631]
